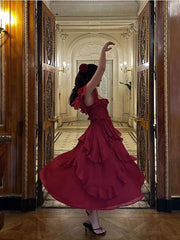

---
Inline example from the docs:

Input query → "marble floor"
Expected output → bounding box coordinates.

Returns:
[43,121,149,209]
[1,208,180,240]
[54,121,137,157]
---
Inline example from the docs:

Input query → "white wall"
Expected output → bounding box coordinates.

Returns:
[55,28,137,127]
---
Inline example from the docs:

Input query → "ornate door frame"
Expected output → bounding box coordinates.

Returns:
[137,1,155,207]
[37,1,56,206]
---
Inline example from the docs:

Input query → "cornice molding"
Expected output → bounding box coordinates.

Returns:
[56,19,137,34]
[50,1,138,7]
[121,23,137,39]
[56,18,137,25]
[56,24,69,40]
[55,16,137,22]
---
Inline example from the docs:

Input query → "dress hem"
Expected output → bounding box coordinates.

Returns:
[42,186,144,210]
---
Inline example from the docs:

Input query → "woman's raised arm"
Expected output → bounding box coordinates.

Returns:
[84,41,115,106]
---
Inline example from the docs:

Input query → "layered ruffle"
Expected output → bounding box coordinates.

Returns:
[72,85,99,114]
[40,120,144,208]
[78,120,122,164]
[72,85,88,114]
[61,120,143,201]
[40,84,145,209]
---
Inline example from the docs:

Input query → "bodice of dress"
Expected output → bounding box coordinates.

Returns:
[86,99,111,121]
[72,85,111,122]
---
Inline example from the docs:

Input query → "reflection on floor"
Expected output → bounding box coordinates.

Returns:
[2,208,180,240]
[43,121,150,209]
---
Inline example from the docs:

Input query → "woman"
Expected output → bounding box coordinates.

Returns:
[40,41,144,236]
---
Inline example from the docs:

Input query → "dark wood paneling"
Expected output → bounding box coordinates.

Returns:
[21,0,36,199]
[168,0,180,196]
[0,0,12,195]
[0,0,24,195]
[10,0,24,194]
[27,0,36,199]
[0,143,9,194]
[156,0,180,200]
[156,1,166,200]
[0,0,36,203]
[0,211,4,230]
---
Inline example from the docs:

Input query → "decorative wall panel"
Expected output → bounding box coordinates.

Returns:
[137,1,155,206]
[38,2,55,205]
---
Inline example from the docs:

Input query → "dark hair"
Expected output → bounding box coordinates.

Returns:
[69,64,97,106]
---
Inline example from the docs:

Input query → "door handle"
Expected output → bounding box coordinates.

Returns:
[48,116,59,122]
[136,118,149,129]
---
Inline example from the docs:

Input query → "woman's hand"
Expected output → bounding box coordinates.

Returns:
[85,41,115,101]
[102,41,115,52]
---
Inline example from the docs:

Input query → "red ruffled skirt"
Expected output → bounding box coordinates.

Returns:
[40,119,145,210]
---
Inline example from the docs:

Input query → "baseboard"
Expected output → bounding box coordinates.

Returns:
[172,198,180,210]
[0,196,36,212]
[157,198,180,212]
[1,196,179,212]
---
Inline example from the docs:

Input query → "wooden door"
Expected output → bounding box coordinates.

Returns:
[137,1,155,207]
[37,1,56,206]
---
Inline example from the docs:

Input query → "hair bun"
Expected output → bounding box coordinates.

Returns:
[79,64,88,73]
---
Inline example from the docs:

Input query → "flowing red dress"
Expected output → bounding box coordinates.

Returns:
[40,85,145,210]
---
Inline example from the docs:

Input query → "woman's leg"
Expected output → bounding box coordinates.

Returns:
[86,210,106,234]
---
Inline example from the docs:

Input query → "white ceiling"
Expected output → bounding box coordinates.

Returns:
[44,0,146,33]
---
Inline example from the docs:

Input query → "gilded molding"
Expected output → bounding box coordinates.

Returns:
[164,1,169,200]
[24,0,28,199]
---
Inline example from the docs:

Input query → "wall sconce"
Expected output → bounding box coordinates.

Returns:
[0,27,7,39]
[0,11,9,39]
[58,61,70,73]
[120,61,132,73]
[119,81,131,91]
[0,10,15,40]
